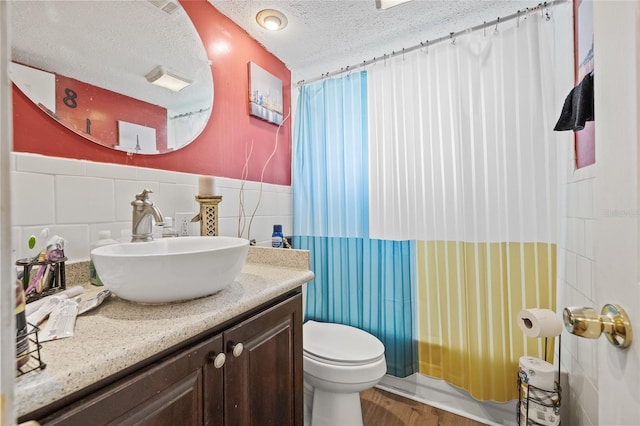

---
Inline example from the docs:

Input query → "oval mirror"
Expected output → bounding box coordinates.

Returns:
[10,0,213,155]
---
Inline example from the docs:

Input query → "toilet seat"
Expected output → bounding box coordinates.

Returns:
[303,321,387,425]
[303,320,385,365]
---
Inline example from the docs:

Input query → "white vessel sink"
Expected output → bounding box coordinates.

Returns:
[91,236,249,304]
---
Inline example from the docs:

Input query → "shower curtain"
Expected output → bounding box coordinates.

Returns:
[293,73,416,377]
[367,15,557,401]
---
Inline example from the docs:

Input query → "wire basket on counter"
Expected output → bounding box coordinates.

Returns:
[16,323,46,377]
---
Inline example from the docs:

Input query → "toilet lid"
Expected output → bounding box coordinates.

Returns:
[303,320,385,364]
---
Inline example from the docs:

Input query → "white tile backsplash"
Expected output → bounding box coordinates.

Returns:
[85,161,138,180]
[55,176,115,223]
[156,182,198,219]
[114,180,160,221]
[10,153,292,262]
[11,171,56,226]
[16,153,85,176]
[15,224,90,262]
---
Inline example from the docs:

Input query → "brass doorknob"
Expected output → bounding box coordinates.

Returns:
[563,304,632,349]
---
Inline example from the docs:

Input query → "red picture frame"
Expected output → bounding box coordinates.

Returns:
[573,0,595,168]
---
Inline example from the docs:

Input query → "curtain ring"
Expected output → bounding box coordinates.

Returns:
[494,17,500,34]
[545,3,551,21]
[450,32,456,45]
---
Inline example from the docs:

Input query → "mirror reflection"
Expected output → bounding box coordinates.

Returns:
[10,0,213,154]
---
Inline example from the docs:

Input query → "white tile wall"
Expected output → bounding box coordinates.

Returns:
[10,153,293,263]
[558,145,599,426]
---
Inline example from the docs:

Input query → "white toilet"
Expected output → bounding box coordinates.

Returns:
[303,320,387,426]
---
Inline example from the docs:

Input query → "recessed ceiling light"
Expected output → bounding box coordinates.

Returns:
[256,9,287,31]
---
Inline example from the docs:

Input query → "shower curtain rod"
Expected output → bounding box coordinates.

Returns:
[296,0,565,87]
[169,107,210,119]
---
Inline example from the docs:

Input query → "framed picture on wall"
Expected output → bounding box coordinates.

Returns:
[574,0,594,168]
[248,62,284,125]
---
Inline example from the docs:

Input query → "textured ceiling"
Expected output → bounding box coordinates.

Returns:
[10,1,213,112]
[11,0,544,105]
[208,0,543,82]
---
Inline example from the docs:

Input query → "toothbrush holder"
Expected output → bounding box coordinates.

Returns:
[16,256,68,304]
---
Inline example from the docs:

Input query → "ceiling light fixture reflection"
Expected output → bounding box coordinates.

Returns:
[256,9,288,31]
[376,0,413,10]
[145,65,193,92]
[145,66,192,92]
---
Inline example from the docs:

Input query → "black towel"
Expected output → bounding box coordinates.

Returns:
[553,72,594,132]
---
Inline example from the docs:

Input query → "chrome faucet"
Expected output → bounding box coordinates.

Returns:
[131,189,165,242]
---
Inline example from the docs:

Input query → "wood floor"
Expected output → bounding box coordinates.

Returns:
[361,388,486,426]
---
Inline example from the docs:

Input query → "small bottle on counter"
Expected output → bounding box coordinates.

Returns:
[272,224,284,248]
[89,231,118,286]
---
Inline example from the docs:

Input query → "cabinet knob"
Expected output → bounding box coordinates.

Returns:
[208,352,226,369]
[230,342,244,358]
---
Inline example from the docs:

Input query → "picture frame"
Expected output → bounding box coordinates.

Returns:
[248,62,284,125]
[573,0,595,169]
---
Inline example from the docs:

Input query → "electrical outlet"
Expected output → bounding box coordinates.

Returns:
[175,212,195,236]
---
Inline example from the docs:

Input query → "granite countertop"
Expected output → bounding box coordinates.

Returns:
[16,246,314,419]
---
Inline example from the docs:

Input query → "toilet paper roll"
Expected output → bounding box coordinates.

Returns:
[519,356,556,392]
[517,308,563,338]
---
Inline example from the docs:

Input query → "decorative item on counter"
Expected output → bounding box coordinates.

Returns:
[198,175,216,196]
[89,231,118,286]
[272,224,284,248]
[17,234,68,304]
[194,178,222,236]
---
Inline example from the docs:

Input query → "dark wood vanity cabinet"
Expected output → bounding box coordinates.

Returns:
[35,292,303,426]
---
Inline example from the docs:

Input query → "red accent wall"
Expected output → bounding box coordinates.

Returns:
[12,0,292,185]
[54,74,168,152]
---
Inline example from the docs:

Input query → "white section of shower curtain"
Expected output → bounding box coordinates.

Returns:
[367,14,557,244]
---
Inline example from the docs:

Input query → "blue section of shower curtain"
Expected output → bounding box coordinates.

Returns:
[293,72,416,377]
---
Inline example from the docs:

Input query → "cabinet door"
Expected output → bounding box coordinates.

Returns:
[224,293,303,426]
[41,334,225,426]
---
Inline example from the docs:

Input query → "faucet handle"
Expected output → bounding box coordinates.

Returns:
[135,189,154,201]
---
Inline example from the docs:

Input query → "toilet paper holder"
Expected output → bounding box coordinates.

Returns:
[562,304,632,349]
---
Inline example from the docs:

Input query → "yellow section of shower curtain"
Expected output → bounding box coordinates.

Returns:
[417,240,557,402]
